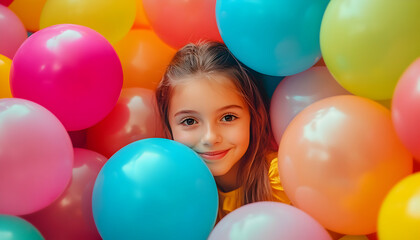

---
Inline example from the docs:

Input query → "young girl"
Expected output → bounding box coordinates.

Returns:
[156,41,290,220]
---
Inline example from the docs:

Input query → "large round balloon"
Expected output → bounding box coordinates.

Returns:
[0,4,27,59]
[0,215,44,240]
[216,0,329,76]
[378,172,420,240]
[92,138,218,240]
[86,88,165,158]
[209,202,332,240]
[40,0,136,44]
[392,58,420,160]
[270,66,350,144]
[278,95,413,235]
[0,98,73,215]
[10,24,123,131]
[0,54,12,98]
[24,148,106,240]
[320,0,420,100]
[9,0,47,32]
[142,0,222,49]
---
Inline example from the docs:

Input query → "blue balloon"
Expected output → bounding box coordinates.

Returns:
[92,138,218,240]
[0,215,44,240]
[216,0,329,76]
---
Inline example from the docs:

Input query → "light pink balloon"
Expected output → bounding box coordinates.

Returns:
[270,66,351,144]
[0,98,73,215]
[0,4,27,59]
[208,201,332,240]
[10,24,123,131]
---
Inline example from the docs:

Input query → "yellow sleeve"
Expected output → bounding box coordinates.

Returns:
[268,156,292,204]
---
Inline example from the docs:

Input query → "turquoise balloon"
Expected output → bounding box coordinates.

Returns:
[92,138,218,240]
[0,215,44,240]
[216,0,329,76]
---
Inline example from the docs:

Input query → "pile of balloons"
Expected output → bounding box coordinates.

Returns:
[1,0,420,239]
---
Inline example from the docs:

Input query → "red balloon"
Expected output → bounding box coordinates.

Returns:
[23,148,106,240]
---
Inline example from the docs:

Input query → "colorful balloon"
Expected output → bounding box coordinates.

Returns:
[9,0,47,32]
[216,0,329,76]
[0,215,44,240]
[278,95,413,234]
[0,4,27,59]
[378,173,420,240]
[320,0,420,100]
[10,24,123,131]
[92,138,218,239]
[209,202,332,240]
[0,98,73,215]
[0,54,12,98]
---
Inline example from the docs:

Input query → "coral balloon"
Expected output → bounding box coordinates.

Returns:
[40,0,136,43]
[0,98,73,215]
[392,58,420,160]
[0,215,44,240]
[132,0,150,29]
[86,88,165,158]
[320,0,420,100]
[142,0,222,49]
[10,24,123,131]
[278,95,413,235]
[0,4,27,59]
[270,67,350,144]
[9,0,47,32]
[0,54,12,98]
[209,202,332,240]
[24,148,106,240]
[114,29,176,90]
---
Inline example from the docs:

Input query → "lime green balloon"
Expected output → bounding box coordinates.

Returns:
[0,215,44,240]
[320,0,420,100]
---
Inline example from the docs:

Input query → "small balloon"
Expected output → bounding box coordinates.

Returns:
[0,215,44,240]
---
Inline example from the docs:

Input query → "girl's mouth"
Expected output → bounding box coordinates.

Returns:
[198,149,229,160]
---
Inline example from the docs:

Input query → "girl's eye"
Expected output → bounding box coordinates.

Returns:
[181,118,197,126]
[222,114,237,122]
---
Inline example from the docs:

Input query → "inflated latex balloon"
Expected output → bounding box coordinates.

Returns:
[92,138,218,240]
[9,0,47,32]
[278,95,413,235]
[270,66,350,144]
[320,0,420,100]
[378,173,420,240]
[0,98,73,215]
[114,29,176,90]
[10,24,123,131]
[24,148,106,240]
[0,54,12,98]
[0,4,27,59]
[209,202,332,240]
[392,58,420,160]
[86,88,165,158]
[40,0,136,43]
[216,0,329,76]
[0,215,44,240]
[142,0,222,49]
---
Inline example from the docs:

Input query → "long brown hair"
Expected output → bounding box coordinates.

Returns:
[156,41,276,205]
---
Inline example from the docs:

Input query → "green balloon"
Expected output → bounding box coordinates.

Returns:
[0,215,44,240]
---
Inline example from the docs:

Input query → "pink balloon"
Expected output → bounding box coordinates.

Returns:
[0,98,73,215]
[270,66,350,144]
[208,202,332,240]
[392,58,420,160]
[10,24,123,131]
[0,4,27,59]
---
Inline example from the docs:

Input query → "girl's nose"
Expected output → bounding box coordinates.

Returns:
[202,123,222,146]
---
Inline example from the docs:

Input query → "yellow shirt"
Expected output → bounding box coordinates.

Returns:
[217,157,291,219]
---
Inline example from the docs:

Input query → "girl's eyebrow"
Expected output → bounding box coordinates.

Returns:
[174,110,198,117]
[173,105,243,117]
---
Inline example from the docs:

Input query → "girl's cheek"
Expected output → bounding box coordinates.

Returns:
[172,129,198,147]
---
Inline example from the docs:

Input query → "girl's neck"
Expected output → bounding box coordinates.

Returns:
[214,162,241,192]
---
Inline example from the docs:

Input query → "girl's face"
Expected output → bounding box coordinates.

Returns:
[168,74,251,177]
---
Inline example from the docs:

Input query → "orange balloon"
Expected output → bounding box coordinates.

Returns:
[278,95,413,235]
[9,0,47,32]
[86,88,165,158]
[114,29,176,90]
[132,0,150,29]
[0,54,12,98]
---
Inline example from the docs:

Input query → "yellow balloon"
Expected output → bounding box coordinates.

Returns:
[378,172,420,240]
[40,0,136,43]
[320,0,420,100]
[0,54,12,98]
[9,0,47,32]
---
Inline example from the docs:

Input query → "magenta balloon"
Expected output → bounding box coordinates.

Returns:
[0,98,73,215]
[0,4,27,59]
[208,202,332,240]
[10,24,123,131]
[270,66,351,144]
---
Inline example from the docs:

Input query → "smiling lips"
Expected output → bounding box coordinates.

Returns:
[199,149,230,160]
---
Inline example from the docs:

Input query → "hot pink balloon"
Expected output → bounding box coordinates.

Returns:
[0,4,27,59]
[270,66,350,144]
[392,58,420,161]
[0,98,73,215]
[10,24,123,131]
[208,202,332,240]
